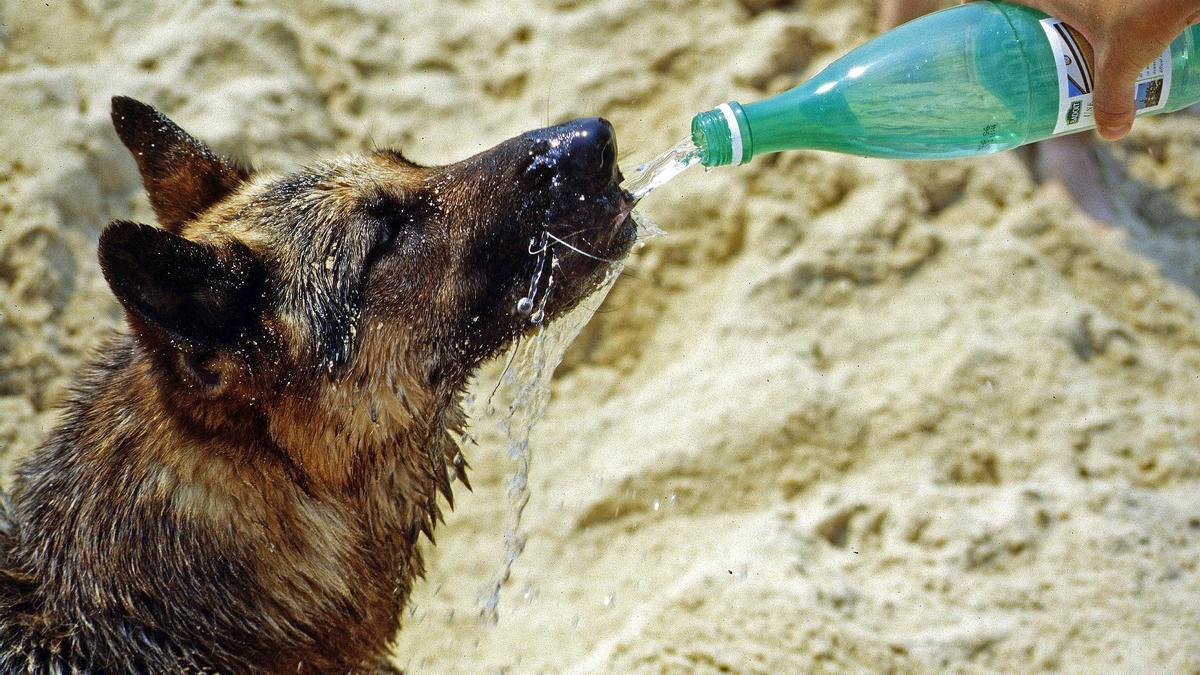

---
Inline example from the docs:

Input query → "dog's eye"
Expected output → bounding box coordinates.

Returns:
[364,194,418,248]
[382,211,416,244]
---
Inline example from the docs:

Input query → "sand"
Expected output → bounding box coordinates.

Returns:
[2,0,1199,672]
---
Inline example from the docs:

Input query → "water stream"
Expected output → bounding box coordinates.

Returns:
[471,137,699,624]
[624,137,701,203]
[474,261,624,625]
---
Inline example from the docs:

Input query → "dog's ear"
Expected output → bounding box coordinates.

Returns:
[111,96,250,233]
[98,220,263,352]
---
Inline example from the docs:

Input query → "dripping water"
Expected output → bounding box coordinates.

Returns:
[467,136,696,624]
[473,260,624,626]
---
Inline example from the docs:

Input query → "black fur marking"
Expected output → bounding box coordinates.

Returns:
[311,210,384,378]
[287,187,428,379]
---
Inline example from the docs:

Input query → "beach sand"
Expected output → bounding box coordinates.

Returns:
[2,0,1199,671]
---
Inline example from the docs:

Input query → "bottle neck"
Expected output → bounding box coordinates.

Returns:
[692,90,833,167]
[692,102,752,167]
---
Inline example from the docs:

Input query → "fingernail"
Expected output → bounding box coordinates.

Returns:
[1098,121,1132,140]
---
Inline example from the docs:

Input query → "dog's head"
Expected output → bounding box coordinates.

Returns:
[99,97,634,405]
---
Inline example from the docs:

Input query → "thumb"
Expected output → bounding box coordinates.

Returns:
[1091,49,1143,140]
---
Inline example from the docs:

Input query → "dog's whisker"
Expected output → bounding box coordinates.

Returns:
[546,232,620,263]
[556,225,611,239]
[487,334,524,407]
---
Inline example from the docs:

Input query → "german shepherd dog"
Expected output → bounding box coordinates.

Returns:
[0,97,634,673]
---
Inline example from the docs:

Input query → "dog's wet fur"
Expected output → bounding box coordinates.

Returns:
[0,97,635,673]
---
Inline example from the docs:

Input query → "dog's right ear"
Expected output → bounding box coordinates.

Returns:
[98,220,263,352]
[111,96,250,233]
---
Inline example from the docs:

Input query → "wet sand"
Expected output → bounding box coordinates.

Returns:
[2,0,1199,671]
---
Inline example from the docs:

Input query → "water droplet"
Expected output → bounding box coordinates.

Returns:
[633,211,667,241]
[516,297,535,315]
[603,593,616,607]
[653,499,660,512]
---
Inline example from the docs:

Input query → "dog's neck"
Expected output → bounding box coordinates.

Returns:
[5,330,462,672]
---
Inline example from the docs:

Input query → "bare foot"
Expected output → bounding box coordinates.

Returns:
[875,1,1119,231]
[1034,133,1117,227]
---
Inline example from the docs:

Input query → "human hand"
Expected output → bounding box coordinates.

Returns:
[982,0,1200,139]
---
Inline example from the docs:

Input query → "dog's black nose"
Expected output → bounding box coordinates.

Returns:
[560,118,617,181]
[527,118,618,184]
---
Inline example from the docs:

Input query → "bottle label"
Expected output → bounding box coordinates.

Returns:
[1040,18,1173,134]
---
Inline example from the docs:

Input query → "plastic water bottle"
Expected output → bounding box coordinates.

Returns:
[690,1,1200,166]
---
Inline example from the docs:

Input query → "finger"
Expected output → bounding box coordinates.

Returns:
[1091,49,1149,140]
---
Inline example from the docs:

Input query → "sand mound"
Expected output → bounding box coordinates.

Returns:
[2,0,1198,672]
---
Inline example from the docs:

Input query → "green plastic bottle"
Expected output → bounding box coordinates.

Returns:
[691,1,1200,166]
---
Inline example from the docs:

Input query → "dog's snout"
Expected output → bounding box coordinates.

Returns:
[526,118,618,184]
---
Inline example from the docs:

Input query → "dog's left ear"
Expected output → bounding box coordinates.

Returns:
[98,220,263,352]
[111,96,250,233]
